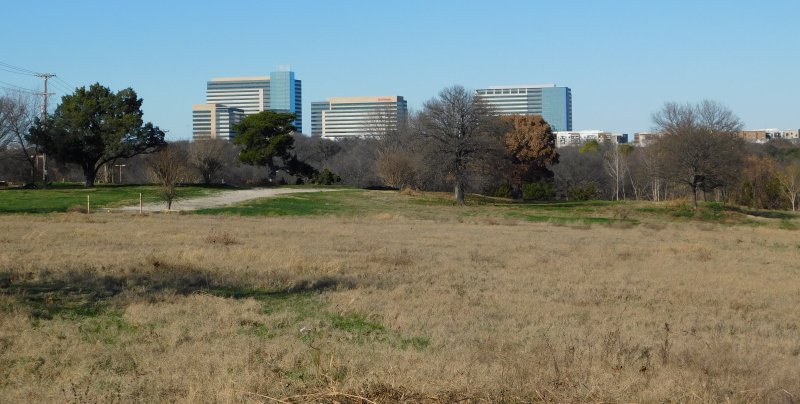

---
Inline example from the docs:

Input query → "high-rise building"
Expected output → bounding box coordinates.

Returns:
[191,103,245,141]
[194,67,302,140]
[311,96,408,139]
[475,84,572,131]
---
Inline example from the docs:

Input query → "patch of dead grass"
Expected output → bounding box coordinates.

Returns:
[0,213,798,402]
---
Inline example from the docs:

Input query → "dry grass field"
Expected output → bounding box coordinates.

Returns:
[1,193,799,402]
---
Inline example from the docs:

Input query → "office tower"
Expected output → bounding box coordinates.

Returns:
[193,67,302,140]
[475,84,572,131]
[310,96,408,139]
[191,103,245,140]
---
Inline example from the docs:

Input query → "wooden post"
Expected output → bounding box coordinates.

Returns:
[86,195,90,214]
[139,193,143,214]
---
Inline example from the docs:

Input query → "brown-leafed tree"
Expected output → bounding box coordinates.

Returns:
[147,144,188,210]
[652,100,745,209]
[417,85,502,204]
[502,114,559,198]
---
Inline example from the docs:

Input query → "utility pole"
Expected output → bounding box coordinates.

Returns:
[35,73,56,117]
[36,73,55,183]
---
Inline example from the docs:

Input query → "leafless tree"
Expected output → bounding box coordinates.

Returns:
[375,147,418,189]
[553,146,607,200]
[777,161,800,211]
[292,134,341,171]
[327,138,382,188]
[417,85,503,204]
[652,100,745,209]
[0,91,41,183]
[147,144,188,210]
[190,139,229,184]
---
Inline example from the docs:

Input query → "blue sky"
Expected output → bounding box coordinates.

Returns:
[1,1,798,140]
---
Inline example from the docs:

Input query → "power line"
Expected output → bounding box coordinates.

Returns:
[0,80,39,94]
[49,80,72,94]
[54,76,75,91]
[0,66,37,76]
[0,60,38,75]
[0,86,40,94]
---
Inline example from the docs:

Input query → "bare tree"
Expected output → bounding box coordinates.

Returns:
[190,139,228,184]
[0,91,41,183]
[375,147,418,189]
[417,85,502,204]
[553,146,607,200]
[777,161,800,211]
[0,97,14,151]
[652,100,744,209]
[147,144,188,210]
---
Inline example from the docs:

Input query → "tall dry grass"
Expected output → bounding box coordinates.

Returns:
[0,212,798,402]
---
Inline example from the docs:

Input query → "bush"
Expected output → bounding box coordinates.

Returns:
[311,168,342,185]
[522,182,555,201]
[491,183,513,198]
[568,183,598,201]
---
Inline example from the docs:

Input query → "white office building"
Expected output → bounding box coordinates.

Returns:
[475,84,572,131]
[311,96,408,139]
[193,67,302,140]
[555,130,627,147]
[191,103,245,141]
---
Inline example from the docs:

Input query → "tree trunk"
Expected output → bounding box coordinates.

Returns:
[691,185,698,210]
[454,182,465,205]
[84,165,97,187]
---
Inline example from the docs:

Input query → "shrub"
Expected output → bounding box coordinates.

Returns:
[522,182,556,201]
[568,183,598,201]
[204,229,237,245]
[311,169,342,185]
[491,183,513,198]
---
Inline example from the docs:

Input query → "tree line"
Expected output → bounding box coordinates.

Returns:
[1,83,799,211]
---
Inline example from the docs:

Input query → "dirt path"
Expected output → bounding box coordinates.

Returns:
[116,188,337,212]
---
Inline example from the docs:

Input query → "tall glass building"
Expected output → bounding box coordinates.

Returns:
[310,96,408,139]
[475,85,572,131]
[194,68,302,140]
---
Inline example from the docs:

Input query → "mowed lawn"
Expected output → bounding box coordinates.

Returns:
[0,190,799,402]
[0,184,226,213]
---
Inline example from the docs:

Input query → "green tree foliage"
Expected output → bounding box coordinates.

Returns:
[310,168,342,185]
[579,140,601,154]
[232,111,316,182]
[28,83,166,187]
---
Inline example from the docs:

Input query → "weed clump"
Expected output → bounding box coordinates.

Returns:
[204,229,237,245]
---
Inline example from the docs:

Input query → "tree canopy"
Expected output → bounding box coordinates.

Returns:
[652,100,744,209]
[232,110,315,181]
[417,85,502,204]
[28,83,166,187]
[502,114,559,195]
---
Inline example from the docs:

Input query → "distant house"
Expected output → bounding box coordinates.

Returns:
[739,129,799,143]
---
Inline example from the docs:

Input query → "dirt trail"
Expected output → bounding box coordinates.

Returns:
[116,188,337,212]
